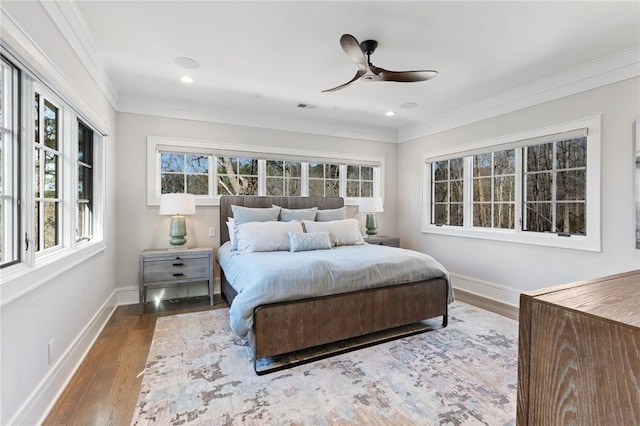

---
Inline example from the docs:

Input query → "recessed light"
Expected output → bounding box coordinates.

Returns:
[180,76,194,83]
[385,111,395,117]
[400,102,418,109]
[174,57,200,69]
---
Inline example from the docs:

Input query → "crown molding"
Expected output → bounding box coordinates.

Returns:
[40,0,119,110]
[398,45,640,143]
[0,6,109,135]
[118,95,398,143]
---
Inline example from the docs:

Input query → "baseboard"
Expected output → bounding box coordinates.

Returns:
[454,288,519,320]
[11,289,119,426]
[450,273,520,321]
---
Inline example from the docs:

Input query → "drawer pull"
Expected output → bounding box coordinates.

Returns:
[173,262,185,267]
[173,273,185,277]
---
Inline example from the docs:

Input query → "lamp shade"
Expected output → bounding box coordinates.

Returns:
[159,193,196,216]
[358,197,384,213]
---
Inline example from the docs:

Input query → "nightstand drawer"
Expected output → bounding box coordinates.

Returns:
[366,236,400,247]
[143,256,210,282]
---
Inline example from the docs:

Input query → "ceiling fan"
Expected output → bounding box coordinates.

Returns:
[322,34,438,92]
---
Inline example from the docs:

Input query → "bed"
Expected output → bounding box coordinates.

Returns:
[218,196,452,374]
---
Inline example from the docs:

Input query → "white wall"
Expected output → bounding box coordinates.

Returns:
[115,113,399,297]
[0,2,118,424]
[398,77,640,306]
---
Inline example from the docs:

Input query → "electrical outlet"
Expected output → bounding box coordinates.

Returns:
[208,226,216,237]
[48,338,55,364]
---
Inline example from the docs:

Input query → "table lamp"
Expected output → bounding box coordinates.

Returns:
[358,197,384,236]
[159,193,196,246]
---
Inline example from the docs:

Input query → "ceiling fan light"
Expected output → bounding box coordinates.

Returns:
[385,111,395,117]
[180,75,194,83]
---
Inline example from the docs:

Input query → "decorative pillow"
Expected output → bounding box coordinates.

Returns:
[236,221,303,253]
[288,231,332,252]
[230,205,280,250]
[272,205,318,222]
[315,206,347,222]
[302,219,365,246]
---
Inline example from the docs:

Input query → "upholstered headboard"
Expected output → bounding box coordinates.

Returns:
[219,196,344,244]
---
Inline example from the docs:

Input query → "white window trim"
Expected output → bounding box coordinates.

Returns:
[422,116,601,252]
[146,136,385,206]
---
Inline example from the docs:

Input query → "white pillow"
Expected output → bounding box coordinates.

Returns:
[288,231,332,252]
[230,205,281,251]
[236,221,303,253]
[302,219,365,247]
[226,218,235,246]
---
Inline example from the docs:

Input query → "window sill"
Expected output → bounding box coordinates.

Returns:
[0,240,106,307]
[422,224,601,252]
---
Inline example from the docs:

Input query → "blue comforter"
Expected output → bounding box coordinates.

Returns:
[217,242,453,337]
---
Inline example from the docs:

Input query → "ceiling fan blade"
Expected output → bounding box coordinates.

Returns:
[322,69,367,92]
[371,65,438,82]
[340,34,368,70]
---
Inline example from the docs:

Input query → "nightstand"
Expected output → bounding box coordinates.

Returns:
[366,236,400,247]
[138,247,214,315]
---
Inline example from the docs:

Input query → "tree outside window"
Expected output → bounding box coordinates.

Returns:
[161,153,210,195]
[217,157,258,196]
[472,149,515,229]
[266,160,301,196]
[431,158,464,226]
[524,137,586,234]
[309,162,339,197]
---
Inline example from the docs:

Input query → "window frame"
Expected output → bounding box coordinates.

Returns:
[0,56,21,268]
[1,49,107,298]
[147,136,384,206]
[422,116,601,252]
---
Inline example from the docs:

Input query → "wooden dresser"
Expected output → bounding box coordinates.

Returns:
[517,270,640,425]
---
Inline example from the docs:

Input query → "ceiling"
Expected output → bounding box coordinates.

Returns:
[69,1,639,142]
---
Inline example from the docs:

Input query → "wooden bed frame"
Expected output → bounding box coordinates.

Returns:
[219,196,449,374]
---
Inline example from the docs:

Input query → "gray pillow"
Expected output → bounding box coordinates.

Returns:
[315,206,347,222]
[273,205,317,222]
[231,205,280,224]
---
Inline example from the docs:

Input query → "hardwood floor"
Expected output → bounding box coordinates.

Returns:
[43,296,227,426]
[42,291,515,425]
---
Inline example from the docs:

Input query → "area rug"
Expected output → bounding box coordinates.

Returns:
[131,302,518,425]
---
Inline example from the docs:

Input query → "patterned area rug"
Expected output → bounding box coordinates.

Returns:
[131,302,518,425]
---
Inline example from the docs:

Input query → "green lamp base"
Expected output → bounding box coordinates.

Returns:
[169,215,187,246]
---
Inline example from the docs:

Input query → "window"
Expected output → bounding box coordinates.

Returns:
[473,150,515,229]
[217,156,259,196]
[266,160,301,196]
[524,137,586,234]
[423,117,600,251]
[146,137,384,206]
[0,49,106,282]
[161,152,211,195]
[0,57,20,267]
[431,158,464,226]
[33,93,61,253]
[309,162,340,197]
[77,121,93,241]
[346,165,374,198]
